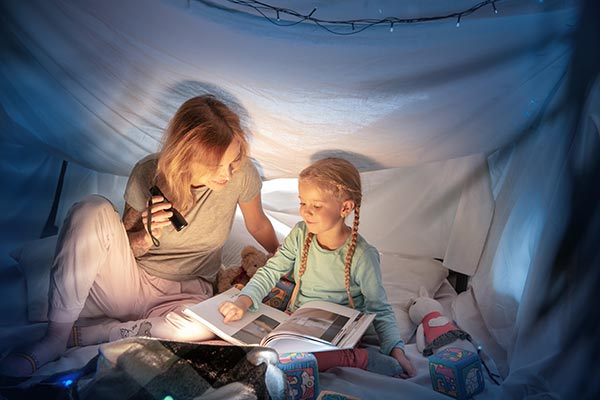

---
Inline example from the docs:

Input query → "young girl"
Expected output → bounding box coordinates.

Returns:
[219,157,416,378]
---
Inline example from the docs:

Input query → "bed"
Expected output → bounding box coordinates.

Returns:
[0,154,503,399]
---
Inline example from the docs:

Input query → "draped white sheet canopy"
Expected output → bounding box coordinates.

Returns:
[1,0,598,398]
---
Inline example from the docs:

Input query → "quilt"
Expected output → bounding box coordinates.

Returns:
[0,338,288,400]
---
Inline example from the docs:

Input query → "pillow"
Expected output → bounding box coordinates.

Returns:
[379,252,449,343]
[11,235,58,322]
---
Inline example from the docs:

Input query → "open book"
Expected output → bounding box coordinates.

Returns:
[183,287,375,354]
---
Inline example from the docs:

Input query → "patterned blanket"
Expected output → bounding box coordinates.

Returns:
[0,338,288,400]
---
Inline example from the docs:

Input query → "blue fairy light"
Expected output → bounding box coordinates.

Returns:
[62,378,73,387]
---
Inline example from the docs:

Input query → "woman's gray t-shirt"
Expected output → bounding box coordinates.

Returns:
[124,154,261,282]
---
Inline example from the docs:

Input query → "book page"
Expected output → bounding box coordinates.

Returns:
[336,310,375,349]
[182,287,289,346]
[267,307,350,344]
[262,300,375,352]
[260,335,339,354]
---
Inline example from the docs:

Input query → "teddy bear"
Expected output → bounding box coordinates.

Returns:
[216,245,269,294]
[408,286,476,357]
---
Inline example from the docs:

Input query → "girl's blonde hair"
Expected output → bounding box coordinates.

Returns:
[289,157,362,310]
[155,95,248,213]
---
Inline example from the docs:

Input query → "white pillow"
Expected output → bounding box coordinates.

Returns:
[379,252,449,343]
[12,235,58,322]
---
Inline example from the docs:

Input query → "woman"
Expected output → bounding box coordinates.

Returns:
[0,95,279,377]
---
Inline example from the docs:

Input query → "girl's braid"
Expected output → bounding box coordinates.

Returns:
[344,204,360,308]
[287,232,314,311]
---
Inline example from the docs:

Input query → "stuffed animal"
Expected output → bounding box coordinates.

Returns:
[408,286,476,356]
[216,245,268,294]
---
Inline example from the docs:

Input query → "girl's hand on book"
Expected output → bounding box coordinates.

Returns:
[219,295,253,323]
[219,301,244,323]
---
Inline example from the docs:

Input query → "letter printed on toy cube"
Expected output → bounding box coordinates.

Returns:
[262,272,295,311]
[428,347,485,399]
[278,352,320,400]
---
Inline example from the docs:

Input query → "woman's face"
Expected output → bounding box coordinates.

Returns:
[191,139,242,191]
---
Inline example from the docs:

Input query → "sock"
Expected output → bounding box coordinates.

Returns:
[108,319,155,342]
[0,321,73,377]
[68,319,121,347]
[365,347,403,377]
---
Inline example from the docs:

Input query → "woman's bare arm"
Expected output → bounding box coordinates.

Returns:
[239,193,279,254]
[123,203,153,257]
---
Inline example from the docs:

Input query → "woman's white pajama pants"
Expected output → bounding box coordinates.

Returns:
[49,195,215,343]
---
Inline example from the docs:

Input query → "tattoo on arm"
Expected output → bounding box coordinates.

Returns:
[123,203,151,257]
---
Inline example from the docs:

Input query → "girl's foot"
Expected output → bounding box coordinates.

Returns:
[365,347,403,376]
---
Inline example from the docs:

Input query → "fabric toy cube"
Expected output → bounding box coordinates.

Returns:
[428,347,485,399]
[316,390,360,400]
[262,272,295,311]
[278,352,320,400]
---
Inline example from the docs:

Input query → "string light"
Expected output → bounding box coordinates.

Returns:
[198,0,504,35]
[476,345,502,385]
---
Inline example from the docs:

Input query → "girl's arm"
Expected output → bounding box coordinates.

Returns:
[239,192,280,254]
[219,228,299,323]
[354,249,407,355]
[237,223,302,311]
[357,255,416,377]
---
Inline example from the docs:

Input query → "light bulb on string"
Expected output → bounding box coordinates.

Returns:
[210,0,510,36]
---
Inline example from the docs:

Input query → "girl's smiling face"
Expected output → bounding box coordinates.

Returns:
[298,181,348,236]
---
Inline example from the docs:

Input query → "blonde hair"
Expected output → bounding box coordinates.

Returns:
[289,157,362,311]
[155,95,248,213]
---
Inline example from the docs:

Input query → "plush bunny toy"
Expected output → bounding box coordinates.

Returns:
[408,286,476,356]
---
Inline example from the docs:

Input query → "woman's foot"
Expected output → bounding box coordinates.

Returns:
[0,351,41,377]
[0,321,72,377]
[0,337,64,377]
